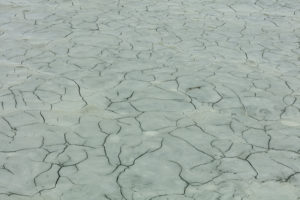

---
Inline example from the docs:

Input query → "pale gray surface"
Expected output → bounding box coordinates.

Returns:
[0,0,300,199]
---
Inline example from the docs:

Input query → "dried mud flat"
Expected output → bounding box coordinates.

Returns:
[0,0,300,200]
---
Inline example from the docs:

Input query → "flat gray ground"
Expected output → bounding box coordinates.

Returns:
[0,0,300,199]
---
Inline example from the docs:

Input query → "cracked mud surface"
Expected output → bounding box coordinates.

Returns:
[1,0,300,199]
